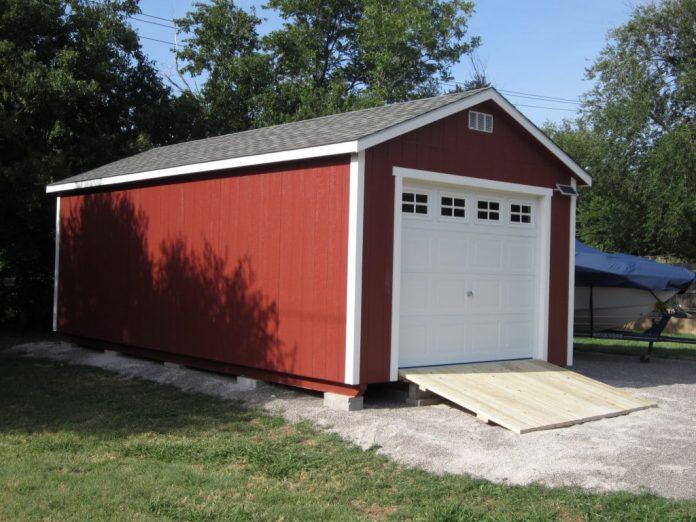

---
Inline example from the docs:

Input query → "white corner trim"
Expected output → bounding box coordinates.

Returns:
[344,152,365,385]
[536,192,552,362]
[392,167,554,197]
[567,178,578,366]
[389,174,404,381]
[46,141,359,194]
[52,196,61,332]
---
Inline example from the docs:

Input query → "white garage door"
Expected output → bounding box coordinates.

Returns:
[399,181,540,368]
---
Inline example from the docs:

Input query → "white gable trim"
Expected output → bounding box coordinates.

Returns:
[357,89,591,186]
[46,89,591,195]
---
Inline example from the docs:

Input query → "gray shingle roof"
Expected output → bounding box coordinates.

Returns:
[50,89,487,187]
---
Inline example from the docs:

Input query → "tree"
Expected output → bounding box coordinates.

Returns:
[547,0,696,259]
[0,0,176,327]
[174,1,273,137]
[175,0,480,128]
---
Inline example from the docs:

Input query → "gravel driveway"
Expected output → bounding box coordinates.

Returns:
[13,341,696,499]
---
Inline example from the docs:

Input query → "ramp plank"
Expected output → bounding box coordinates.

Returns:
[399,360,655,434]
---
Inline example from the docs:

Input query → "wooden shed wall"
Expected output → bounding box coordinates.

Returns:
[57,158,351,386]
[360,100,575,384]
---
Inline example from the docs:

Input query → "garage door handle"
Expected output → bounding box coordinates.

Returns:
[467,291,474,297]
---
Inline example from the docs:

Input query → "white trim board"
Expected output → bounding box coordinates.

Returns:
[389,167,553,381]
[344,152,365,385]
[52,196,61,332]
[46,89,591,195]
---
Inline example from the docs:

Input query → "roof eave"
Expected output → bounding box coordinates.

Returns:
[46,141,360,195]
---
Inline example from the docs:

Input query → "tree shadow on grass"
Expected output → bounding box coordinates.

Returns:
[0,348,261,436]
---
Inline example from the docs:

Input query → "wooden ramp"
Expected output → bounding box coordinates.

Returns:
[399,360,655,434]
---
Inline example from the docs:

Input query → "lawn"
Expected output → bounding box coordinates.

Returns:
[574,334,696,360]
[2,336,695,521]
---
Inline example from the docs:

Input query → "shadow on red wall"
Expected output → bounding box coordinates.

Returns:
[59,192,293,372]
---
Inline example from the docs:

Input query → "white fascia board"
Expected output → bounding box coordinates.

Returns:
[357,89,592,188]
[393,166,554,198]
[52,196,61,332]
[46,141,359,194]
[344,152,365,385]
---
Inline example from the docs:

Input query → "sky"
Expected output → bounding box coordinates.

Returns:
[131,0,646,126]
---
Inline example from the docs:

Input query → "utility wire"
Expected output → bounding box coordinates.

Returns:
[499,90,580,106]
[499,88,580,104]
[139,35,178,46]
[513,103,577,112]
[131,16,176,29]
[138,12,175,23]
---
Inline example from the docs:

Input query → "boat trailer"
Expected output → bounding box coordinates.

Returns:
[575,305,696,362]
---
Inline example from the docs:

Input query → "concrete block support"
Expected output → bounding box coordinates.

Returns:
[237,376,261,390]
[324,392,364,411]
[406,383,442,407]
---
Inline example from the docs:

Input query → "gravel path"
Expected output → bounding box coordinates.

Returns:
[12,341,696,499]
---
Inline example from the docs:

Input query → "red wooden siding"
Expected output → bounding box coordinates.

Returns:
[58,158,351,387]
[360,100,577,383]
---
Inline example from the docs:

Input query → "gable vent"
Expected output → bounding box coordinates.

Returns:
[469,110,493,133]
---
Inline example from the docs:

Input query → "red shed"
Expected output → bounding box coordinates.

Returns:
[47,88,591,407]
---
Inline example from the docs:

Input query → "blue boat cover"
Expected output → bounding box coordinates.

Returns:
[575,240,695,291]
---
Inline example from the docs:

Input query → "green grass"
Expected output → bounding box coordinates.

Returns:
[2,336,696,521]
[574,334,696,360]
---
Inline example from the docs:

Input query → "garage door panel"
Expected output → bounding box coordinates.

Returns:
[470,238,503,271]
[501,322,534,357]
[503,279,536,309]
[435,235,468,272]
[469,322,501,354]
[401,275,432,314]
[400,320,429,366]
[402,230,431,272]
[504,240,536,273]
[434,274,468,312]
[434,321,468,361]
[469,278,502,313]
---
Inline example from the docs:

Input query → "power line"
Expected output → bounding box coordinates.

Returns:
[498,89,580,104]
[131,16,176,29]
[139,35,177,46]
[512,103,577,112]
[139,12,175,23]
[499,90,580,106]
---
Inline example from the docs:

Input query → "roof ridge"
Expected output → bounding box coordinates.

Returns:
[141,88,489,155]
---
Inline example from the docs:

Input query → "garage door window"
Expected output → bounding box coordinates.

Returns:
[476,200,500,221]
[402,192,428,215]
[510,203,532,224]
[440,195,466,218]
